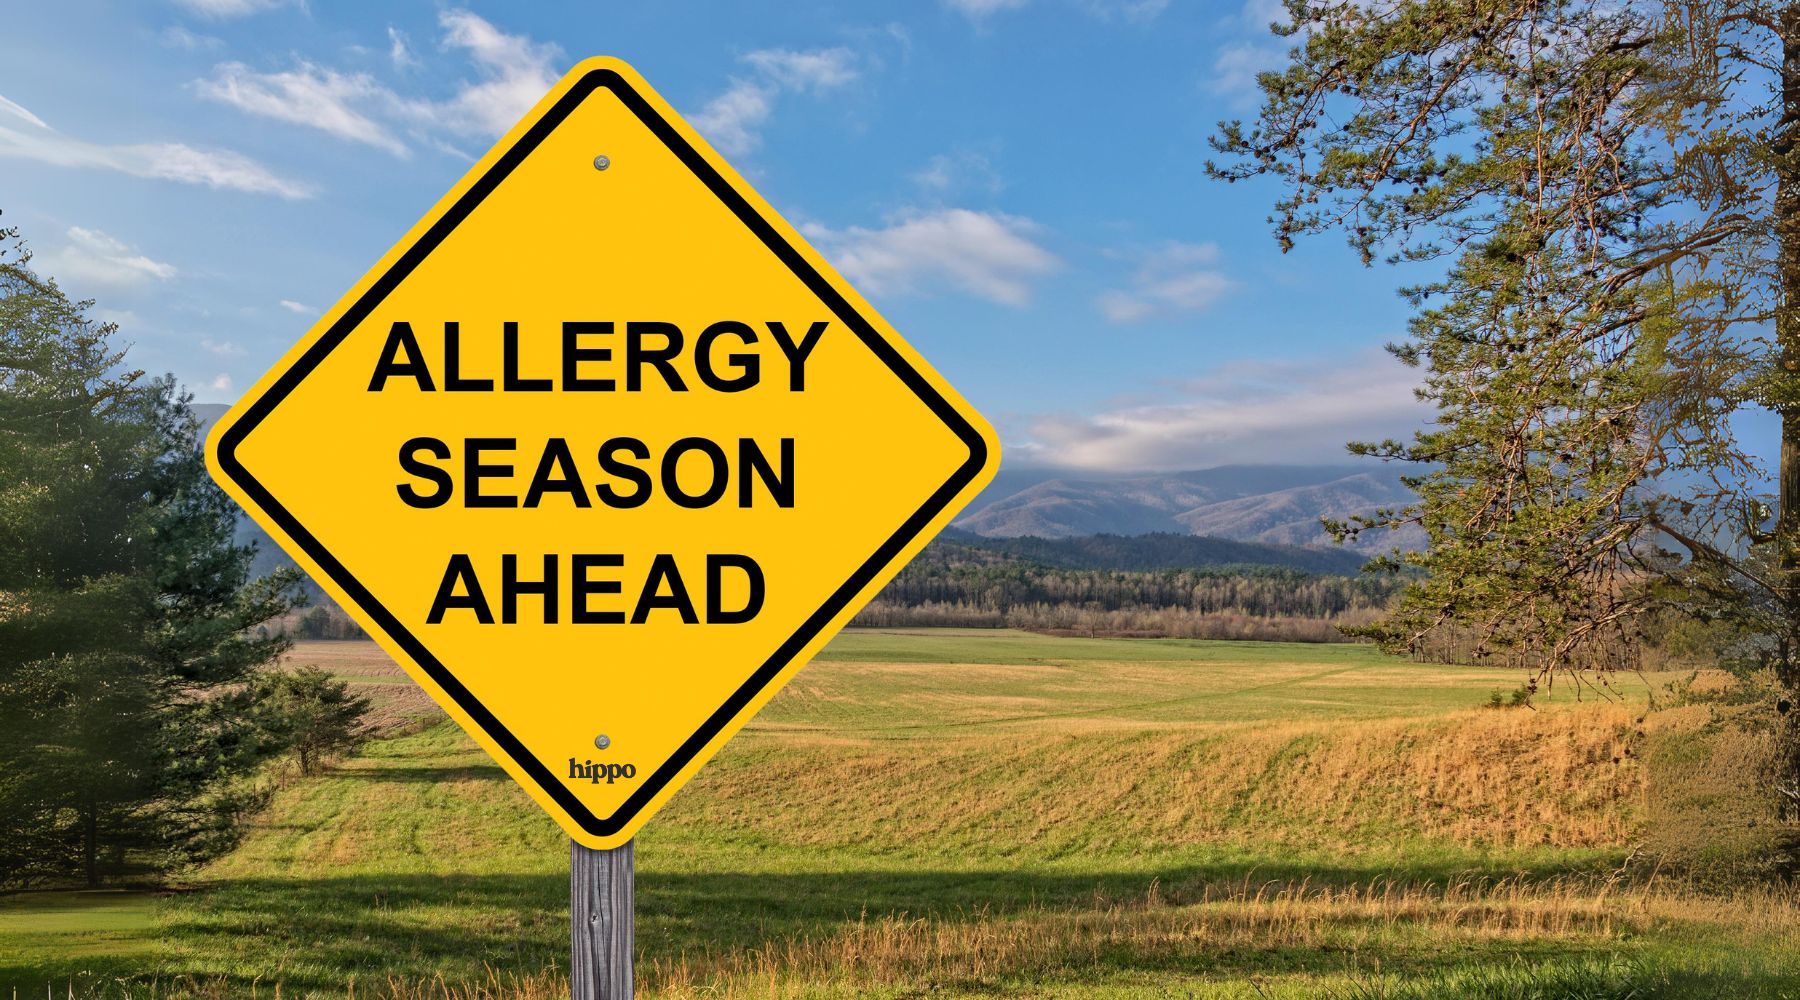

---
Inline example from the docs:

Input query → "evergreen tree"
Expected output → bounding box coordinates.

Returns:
[256,666,372,776]
[0,219,301,887]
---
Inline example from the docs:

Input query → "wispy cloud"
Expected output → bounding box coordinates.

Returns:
[201,337,246,357]
[387,27,417,70]
[689,47,858,155]
[159,26,223,50]
[192,19,853,164]
[192,9,559,159]
[196,62,409,156]
[1207,0,1297,106]
[414,8,561,137]
[0,95,47,129]
[1079,0,1171,22]
[0,93,310,198]
[171,0,297,18]
[944,0,1169,23]
[277,298,317,315]
[942,0,1030,20]
[1097,242,1235,323]
[804,208,1058,306]
[1016,350,1427,470]
[912,148,1004,196]
[689,82,775,157]
[744,48,859,91]
[39,227,178,292]
[1208,43,1280,106]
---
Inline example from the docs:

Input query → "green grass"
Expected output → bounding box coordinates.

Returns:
[0,892,155,965]
[2,629,1793,999]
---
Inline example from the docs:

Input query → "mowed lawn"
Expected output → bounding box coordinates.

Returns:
[4,629,1796,998]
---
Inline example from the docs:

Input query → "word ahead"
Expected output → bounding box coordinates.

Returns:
[428,552,764,626]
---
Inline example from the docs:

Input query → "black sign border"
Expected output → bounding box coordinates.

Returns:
[215,67,989,837]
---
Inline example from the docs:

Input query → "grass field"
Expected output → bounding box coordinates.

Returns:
[3,629,1796,998]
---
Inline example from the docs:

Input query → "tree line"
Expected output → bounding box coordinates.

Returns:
[852,541,1400,640]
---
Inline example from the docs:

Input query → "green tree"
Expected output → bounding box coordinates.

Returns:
[0,219,301,887]
[1210,2,1794,680]
[257,665,373,776]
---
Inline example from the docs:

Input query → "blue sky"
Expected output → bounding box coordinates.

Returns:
[1,0,1435,472]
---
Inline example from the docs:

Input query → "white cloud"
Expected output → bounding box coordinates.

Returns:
[943,0,1030,19]
[191,10,559,152]
[160,26,223,50]
[278,299,316,315]
[170,0,294,17]
[0,92,311,198]
[38,227,177,291]
[1097,242,1235,323]
[1208,42,1283,104]
[207,373,234,393]
[187,19,850,165]
[743,48,858,91]
[1016,351,1428,470]
[196,62,409,156]
[1234,0,1295,32]
[388,27,417,70]
[130,143,311,197]
[0,95,47,129]
[201,337,246,356]
[419,8,562,136]
[1208,0,1299,104]
[944,0,1168,22]
[689,81,775,157]
[689,47,860,156]
[1080,0,1171,21]
[912,148,1004,195]
[804,208,1059,306]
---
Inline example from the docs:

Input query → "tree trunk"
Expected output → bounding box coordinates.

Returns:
[83,802,98,888]
[1778,5,1800,817]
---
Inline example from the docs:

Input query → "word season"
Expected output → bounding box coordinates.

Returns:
[366,319,829,393]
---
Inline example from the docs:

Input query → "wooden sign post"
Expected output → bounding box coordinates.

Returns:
[571,839,634,999]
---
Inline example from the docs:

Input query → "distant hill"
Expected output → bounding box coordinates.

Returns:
[956,464,1423,555]
[936,528,1367,575]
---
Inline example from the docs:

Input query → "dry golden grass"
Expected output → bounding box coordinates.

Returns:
[681,704,1643,856]
[331,876,1800,999]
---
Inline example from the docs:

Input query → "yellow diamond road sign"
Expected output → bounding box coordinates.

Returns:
[206,57,998,849]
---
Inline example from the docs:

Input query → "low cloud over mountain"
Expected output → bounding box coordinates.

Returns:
[956,464,1422,555]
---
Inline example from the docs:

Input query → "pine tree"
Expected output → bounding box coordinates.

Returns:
[0,219,301,887]
[256,666,372,776]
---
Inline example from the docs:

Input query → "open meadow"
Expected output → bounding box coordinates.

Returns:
[3,629,1796,998]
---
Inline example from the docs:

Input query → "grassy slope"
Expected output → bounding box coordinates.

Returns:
[3,630,1796,998]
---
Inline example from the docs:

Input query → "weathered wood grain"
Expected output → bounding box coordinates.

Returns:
[571,838,633,998]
